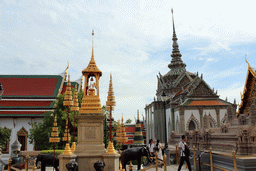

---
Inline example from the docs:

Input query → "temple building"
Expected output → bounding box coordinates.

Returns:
[0,66,81,158]
[144,11,236,144]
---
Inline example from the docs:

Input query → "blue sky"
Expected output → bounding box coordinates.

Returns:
[1,0,256,123]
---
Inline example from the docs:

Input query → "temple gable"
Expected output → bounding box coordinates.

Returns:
[188,81,215,97]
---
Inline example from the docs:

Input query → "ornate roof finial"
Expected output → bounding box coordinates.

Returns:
[122,113,123,123]
[137,110,139,121]
[245,54,249,66]
[91,29,95,64]
[168,9,186,72]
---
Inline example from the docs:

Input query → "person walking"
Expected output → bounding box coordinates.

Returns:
[178,135,192,171]
[155,139,163,160]
[147,139,154,155]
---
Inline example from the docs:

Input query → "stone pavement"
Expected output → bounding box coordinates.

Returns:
[25,164,189,171]
[144,164,189,171]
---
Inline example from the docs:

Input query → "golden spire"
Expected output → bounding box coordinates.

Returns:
[63,119,71,142]
[137,110,139,121]
[82,29,102,76]
[79,30,102,115]
[64,61,69,81]
[63,73,73,106]
[49,115,60,143]
[106,73,116,111]
[122,114,124,123]
[71,85,79,112]
[80,76,83,90]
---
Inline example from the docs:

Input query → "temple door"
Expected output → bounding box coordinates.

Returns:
[17,127,28,151]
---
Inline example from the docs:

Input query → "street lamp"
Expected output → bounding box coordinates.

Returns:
[161,91,170,166]
[0,83,4,97]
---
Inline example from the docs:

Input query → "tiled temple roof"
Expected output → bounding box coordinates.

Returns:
[0,111,46,117]
[187,100,227,106]
[0,74,80,118]
[237,60,256,116]
[0,100,54,109]
[0,75,63,98]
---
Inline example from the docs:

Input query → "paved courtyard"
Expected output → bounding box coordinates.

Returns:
[25,164,189,171]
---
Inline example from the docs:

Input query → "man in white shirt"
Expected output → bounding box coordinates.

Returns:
[178,135,191,171]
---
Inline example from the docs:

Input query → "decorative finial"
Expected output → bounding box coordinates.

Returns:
[245,54,249,64]
[225,97,228,101]
[92,29,94,36]
[122,113,123,123]
[137,110,139,121]
[234,98,236,104]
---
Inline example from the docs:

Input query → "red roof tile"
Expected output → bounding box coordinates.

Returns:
[0,111,45,114]
[0,101,52,107]
[189,101,227,106]
[0,77,58,96]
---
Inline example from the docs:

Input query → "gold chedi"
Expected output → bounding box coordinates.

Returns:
[71,84,79,152]
[79,30,102,115]
[62,73,73,156]
[115,116,128,149]
[106,74,117,154]
[49,115,60,143]
[49,115,59,170]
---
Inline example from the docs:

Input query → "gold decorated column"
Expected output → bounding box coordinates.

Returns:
[62,73,73,155]
[71,84,79,152]
[106,73,117,154]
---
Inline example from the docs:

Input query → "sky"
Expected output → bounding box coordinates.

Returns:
[1,0,256,123]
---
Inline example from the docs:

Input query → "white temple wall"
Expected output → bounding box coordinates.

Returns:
[203,109,217,120]
[220,109,227,124]
[184,110,200,131]
[0,117,43,158]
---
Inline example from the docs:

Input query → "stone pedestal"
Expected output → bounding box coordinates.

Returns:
[58,154,77,171]
[75,115,105,155]
[102,153,120,171]
[74,114,121,170]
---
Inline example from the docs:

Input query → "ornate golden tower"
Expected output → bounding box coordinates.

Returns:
[71,84,79,152]
[79,30,102,115]
[62,73,73,155]
[75,30,120,171]
[106,73,117,154]
[115,116,128,149]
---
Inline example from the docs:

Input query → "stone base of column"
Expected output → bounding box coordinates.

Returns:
[76,153,120,171]
[102,153,120,171]
[165,148,171,166]
[58,154,77,171]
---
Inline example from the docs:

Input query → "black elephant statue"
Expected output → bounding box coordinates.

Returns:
[120,146,151,171]
[36,154,59,171]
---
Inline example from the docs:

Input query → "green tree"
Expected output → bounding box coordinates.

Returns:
[0,126,12,147]
[125,118,132,123]
[28,88,83,150]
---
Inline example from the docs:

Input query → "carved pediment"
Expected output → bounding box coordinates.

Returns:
[17,127,28,136]
[188,81,216,97]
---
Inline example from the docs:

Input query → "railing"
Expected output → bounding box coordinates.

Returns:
[175,144,238,171]
[7,154,37,171]
[139,152,167,171]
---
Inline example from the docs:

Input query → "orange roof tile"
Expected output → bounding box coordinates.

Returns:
[189,101,227,106]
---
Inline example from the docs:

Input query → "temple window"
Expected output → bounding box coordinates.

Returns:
[188,120,196,130]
